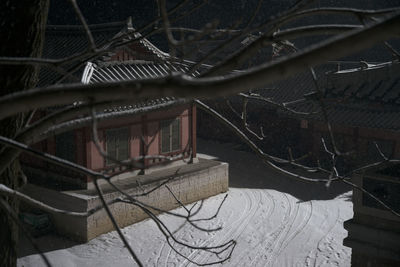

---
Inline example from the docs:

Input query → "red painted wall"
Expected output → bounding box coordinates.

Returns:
[20,104,195,186]
[110,43,156,61]
[312,122,400,159]
[130,124,141,159]
[86,104,193,173]
[146,121,159,156]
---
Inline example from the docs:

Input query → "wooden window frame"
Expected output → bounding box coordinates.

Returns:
[160,118,181,154]
[105,127,130,166]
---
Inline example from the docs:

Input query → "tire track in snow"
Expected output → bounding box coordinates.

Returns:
[155,239,167,266]
[272,200,314,266]
[262,193,300,267]
[249,192,294,266]
[157,190,249,266]
[226,190,275,266]
[153,194,233,266]
[183,189,262,266]
[313,205,341,267]
[302,201,333,267]
[190,190,261,266]
[160,194,240,266]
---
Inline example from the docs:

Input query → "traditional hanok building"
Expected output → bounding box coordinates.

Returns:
[325,62,400,267]
[22,19,198,189]
[295,60,400,267]
[199,60,400,266]
[308,61,400,169]
[20,20,228,241]
[280,62,400,266]
[23,60,198,190]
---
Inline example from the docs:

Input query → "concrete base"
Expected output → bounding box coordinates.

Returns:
[343,172,400,267]
[344,218,400,266]
[21,158,228,242]
[88,157,200,190]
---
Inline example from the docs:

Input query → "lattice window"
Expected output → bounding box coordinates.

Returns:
[160,119,181,153]
[105,127,129,165]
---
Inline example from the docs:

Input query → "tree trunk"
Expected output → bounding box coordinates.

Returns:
[0,1,49,266]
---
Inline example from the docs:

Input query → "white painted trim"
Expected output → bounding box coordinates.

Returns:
[81,62,95,84]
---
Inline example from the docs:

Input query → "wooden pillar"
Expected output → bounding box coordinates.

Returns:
[191,102,197,160]
[139,115,147,174]
[85,127,92,183]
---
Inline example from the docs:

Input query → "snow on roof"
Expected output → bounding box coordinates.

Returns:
[81,60,200,84]
[327,61,400,104]
[80,60,200,112]
[39,19,171,86]
[334,61,394,74]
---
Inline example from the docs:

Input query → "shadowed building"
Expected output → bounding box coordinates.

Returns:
[20,21,228,242]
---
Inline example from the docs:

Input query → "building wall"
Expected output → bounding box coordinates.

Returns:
[20,141,47,168]
[20,104,195,189]
[198,106,311,160]
[146,121,159,156]
[344,171,400,266]
[76,129,86,167]
[130,124,141,159]
[86,105,192,173]
[110,43,156,61]
[21,129,89,190]
[312,122,400,167]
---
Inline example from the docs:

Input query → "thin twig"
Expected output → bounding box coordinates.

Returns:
[67,0,96,51]
[2,12,399,121]
[93,178,143,266]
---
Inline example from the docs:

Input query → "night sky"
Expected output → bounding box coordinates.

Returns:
[48,0,400,26]
[47,0,400,62]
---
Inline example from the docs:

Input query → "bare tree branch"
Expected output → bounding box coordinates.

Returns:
[1,12,399,121]
[0,99,186,176]
[67,0,96,51]
[341,179,400,218]
[93,178,143,266]
[0,198,52,267]
[196,99,335,181]
[204,8,399,76]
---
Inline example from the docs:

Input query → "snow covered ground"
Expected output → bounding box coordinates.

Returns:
[18,139,353,267]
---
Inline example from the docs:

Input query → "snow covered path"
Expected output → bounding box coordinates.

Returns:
[153,189,352,267]
[18,140,353,267]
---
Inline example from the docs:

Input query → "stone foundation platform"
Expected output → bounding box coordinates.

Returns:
[21,158,228,242]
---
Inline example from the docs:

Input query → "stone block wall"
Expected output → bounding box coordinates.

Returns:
[22,160,228,242]
[86,161,228,241]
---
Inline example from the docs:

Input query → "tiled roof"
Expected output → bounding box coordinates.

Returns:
[80,60,201,112]
[326,61,400,104]
[101,97,181,113]
[84,59,400,130]
[39,20,169,86]
[256,62,382,104]
[81,60,200,84]
[39,22,126,86]
[40,22,194,113]
[272,61,400,131]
